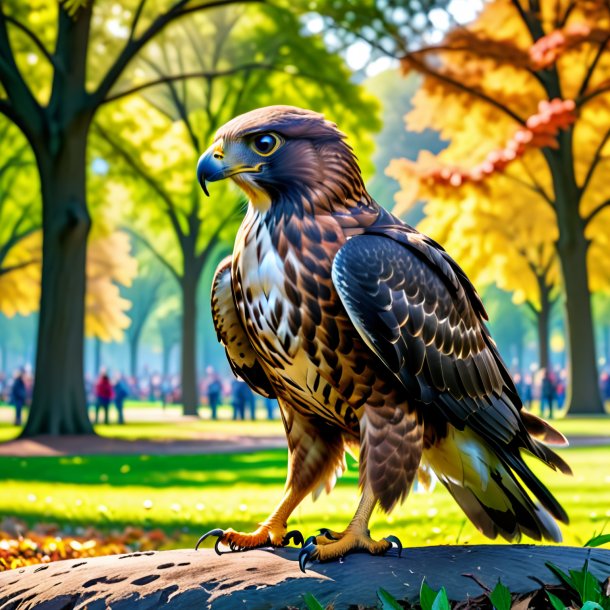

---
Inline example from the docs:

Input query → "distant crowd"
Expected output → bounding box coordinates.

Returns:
[0,366,278,426]
[2,365,610,426]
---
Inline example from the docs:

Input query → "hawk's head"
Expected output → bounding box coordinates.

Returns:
[196,106,365,212]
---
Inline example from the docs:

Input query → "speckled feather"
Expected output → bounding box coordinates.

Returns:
[210,105,569,539]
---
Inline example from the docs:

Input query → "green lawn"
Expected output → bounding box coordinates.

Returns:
[1,446,608,550]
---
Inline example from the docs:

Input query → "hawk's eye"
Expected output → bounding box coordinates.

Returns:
[250,133,281,156]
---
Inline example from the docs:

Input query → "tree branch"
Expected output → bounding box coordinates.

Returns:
[141,53,199,150]
[0,258,39,277]
[122,226,180,283]
[580,126,610,198]
[195,202,242,275]
[95,124,186,244]
[4,15,58,70]
[101,63,274,105]
[0,9,42,139]
[576,83,610,107]
[128,0,148,43]
[504,167,554,206]
[403,52,527,125]
[91,0,262,108]
[584,198,610,227]
[557,1,576,27]
[578,34,610,98]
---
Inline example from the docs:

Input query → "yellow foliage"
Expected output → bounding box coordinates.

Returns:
[0,230,137,341]
[391,0,610,305]
[0,232,41,317]
[85,231,137,342]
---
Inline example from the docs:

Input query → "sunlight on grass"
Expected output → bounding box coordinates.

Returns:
[1,447,609,551]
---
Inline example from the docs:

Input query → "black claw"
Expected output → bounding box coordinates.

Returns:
[304,535,317,546]
[283,529,305,547]
[298,542,317,573]
[195,528,225,552]
[384,535,403,558]
[318,528,338,540]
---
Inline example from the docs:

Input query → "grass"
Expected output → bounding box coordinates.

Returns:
[1,404,610,445]
[1,445,609,550]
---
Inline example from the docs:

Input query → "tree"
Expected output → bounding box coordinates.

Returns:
[121,255,167,378]
[0,119,39,291]
[388,0,610,413]
[364,69,444,221]
[95,5,380,414]
[155,298,182,378]
[0,0,261,435]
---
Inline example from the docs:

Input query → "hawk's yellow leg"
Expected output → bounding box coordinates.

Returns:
[299,484,402,570]
[196,486,307,552]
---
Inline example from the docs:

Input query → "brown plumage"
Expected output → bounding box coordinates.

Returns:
[196,106,571,567]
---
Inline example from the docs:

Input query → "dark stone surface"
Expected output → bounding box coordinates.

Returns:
[1,546,609,609]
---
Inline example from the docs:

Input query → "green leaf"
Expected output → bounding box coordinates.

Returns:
[303,592,325,610]
[581,603,604,610]
[546,561,575,590]
[420,579,438,610]
[585,534,610,548]
[432,587,451,610]
[377,587,403,610]
[569,564,601,604]
[489,580,512,610]
[547,591,567,610]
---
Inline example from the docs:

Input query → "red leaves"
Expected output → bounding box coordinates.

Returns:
[530,24,608,70]
[404,99,576,188]
[0,522,170,571]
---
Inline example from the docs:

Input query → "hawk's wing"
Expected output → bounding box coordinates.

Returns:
[331,225,515,434]
[331,221,569,527]
[212,257,275,398]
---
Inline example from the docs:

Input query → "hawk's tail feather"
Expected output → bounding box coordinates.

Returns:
[423,426,566,543]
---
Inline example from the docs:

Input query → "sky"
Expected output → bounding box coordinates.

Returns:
[305,0,484,77]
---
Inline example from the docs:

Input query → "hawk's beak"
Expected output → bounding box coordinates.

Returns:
[197,144,227,197]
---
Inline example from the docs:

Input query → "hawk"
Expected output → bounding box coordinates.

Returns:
[196,106,570,569]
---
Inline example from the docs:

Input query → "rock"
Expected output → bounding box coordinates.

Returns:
[1,545,609,609]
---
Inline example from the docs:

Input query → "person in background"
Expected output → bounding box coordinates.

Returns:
[602,373,610,401]
[113,374,129,424]
[231,377,248,420]
[245,383,256,420]
[522,375,533,409]
[95,372,114,425]
[10,370,27,426]
[540,369,557,419]
[205,366,222,420]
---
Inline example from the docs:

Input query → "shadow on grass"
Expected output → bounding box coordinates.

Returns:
[0,450,360,488]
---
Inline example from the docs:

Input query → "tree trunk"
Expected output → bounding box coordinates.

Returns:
[536,308,550,373]
[162,342,172,378]
[94,337,102,376]
[20,5,95,435]
[181,269,199,415]
[129,334,139,379]
[23,124,93,435]
[535,280,552,373]
[548,134,604,414]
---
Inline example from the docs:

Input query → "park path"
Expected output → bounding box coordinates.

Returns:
[0,432,287,457]
[0,431,607,457]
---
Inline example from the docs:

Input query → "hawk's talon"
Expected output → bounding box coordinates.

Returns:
[283,529,305,547]
[304,535,317,546]
[195,528,225,552]
[384,535,403,558]
[299,542,318,573]
[318,527,339,540]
